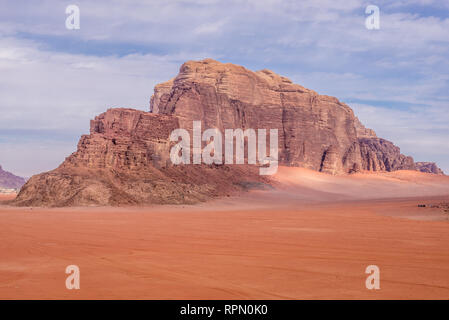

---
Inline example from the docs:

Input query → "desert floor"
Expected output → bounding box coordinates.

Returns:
[1,167,449,299]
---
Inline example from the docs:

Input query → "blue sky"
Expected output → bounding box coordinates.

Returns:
[0,0,449,177]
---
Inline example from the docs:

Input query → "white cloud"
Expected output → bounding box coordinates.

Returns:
[194,19,228,35]
[0,37,205,131]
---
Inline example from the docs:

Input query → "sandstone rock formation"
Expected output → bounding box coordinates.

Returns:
[358,138,416,172]
[354,117,377,139]
[14,108,270,207]
[0,165,26,189]
[415,162,444,175]
[13,59,443,206]
[150,59,419,174]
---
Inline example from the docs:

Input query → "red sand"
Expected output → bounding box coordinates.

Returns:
[1,167,449,299]
[0,194,16,201]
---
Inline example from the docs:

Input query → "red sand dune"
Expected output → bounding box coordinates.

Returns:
[0,167,449,299]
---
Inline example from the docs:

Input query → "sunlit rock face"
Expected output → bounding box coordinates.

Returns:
[151,59,418,174]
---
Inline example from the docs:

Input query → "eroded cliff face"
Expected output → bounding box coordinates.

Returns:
[13,59,442,207]
[66,108,179,170]
[151,59,364,174]
[150,59,421,175]
[14,108,269,207]
[358,138,416,172]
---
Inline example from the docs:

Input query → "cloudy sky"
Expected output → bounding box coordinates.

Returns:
[0,0,448,177]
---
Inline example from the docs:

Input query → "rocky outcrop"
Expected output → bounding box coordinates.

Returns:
[354,116,419,172]
[358,138,416,172]
[150,80,174,114]
[354,117,377,139]
[66,108,179,170]
[416,162,444,175]
[150,59,422,175]
[14,108,270,207]
[0,165,26,189]
[13,59,443,206]
[151,59,365,174]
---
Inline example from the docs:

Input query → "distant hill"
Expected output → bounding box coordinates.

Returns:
[0,165,26,189]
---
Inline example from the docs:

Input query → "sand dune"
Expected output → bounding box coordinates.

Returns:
[273,167,449,201]
[0,167,448,299]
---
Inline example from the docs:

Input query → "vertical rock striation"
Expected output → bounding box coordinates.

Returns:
[150,59,421,174]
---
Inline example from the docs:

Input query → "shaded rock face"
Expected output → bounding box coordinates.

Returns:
[416,162,444,175]
[0,165,26,189]
[13,59,443,207]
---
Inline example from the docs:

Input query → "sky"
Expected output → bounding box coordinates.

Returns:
[0,0,448,177]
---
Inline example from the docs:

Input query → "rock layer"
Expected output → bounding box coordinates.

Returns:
[13,59,443,206]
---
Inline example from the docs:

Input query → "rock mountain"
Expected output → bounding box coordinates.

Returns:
[13,59,443,206]
[0,165,26,189]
